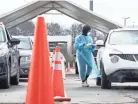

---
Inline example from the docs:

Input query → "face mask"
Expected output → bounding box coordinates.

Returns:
[87,32,91,36]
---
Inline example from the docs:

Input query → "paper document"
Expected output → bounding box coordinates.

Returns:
[84,43,96,48]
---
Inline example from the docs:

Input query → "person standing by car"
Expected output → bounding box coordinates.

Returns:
[74,25,100,87]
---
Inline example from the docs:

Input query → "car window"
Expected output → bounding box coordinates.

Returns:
[0,26,6,42]
[17,38,32,50]
[109,30,138,45]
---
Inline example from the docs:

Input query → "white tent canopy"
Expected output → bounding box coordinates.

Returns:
[0,0,122,33]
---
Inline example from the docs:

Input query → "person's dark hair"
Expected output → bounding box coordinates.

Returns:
[82,25,91,36]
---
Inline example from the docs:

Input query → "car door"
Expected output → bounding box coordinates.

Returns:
[5,29,18,76]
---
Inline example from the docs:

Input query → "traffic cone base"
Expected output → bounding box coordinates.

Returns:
[54,96,71,102]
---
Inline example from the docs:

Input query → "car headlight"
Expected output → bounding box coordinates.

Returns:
[21,56,31,62]
[106,48,122,64]
[110,55,119,63]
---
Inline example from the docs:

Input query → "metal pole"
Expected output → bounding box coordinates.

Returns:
[90,0,93,11]
[122,17,130,26]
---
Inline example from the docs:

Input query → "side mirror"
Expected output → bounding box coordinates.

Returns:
[10,38,20,46]
[96,40,104,46]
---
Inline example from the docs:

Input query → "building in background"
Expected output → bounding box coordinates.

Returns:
[30,35,73,62]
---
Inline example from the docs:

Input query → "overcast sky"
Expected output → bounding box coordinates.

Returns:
[0,0,138,28]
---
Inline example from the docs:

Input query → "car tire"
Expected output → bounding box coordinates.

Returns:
[2,61,11,89]
[100,62,111,89]
[96,77,101,86]
[10,62,20,85]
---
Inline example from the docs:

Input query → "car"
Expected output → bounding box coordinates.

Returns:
[96,28,138,89]
[13,36,33,78]
[0,22,20,89]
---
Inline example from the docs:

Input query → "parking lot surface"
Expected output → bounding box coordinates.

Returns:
[0,75,138,104]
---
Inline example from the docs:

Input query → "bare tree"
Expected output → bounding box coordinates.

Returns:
[68,23,83,55]
[47,23,64,36]
[63,29,72,36]
[70,23,83,40]
[9,21,34,36]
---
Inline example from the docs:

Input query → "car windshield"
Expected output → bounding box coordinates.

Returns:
[0,26,6,42]
[17,38,32,50]
[109,30,138,45]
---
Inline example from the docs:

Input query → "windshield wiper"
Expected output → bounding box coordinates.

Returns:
[18,48,25,49]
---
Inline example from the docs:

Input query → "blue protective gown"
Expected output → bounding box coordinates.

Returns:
[74,34,101,81]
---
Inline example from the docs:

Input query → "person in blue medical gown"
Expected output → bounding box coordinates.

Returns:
[74,25,100,87]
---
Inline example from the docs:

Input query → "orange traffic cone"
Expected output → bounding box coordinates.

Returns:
[25,16,54,104]
[53,46,65,97]
[53,46,71,102]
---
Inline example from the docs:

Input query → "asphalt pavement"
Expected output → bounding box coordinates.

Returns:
[0,74,138,104]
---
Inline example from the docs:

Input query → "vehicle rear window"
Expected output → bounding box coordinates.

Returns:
[17,38,32,50]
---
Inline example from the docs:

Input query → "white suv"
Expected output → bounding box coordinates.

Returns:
[96,28,138,89]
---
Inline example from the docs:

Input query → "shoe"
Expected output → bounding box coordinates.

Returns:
[82,80,89,87]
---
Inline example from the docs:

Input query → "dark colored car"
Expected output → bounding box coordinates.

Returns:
[0,23,20,89]
[13,36,33,78]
